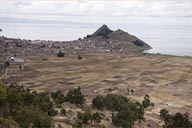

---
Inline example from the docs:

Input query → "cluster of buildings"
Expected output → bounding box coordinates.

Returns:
[0,34,146,60]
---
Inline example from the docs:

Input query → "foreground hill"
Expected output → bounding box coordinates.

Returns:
[1,52,192,127]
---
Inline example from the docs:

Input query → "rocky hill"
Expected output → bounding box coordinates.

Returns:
[83,24,151,53]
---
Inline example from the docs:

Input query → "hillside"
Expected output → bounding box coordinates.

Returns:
[83,24,151,52]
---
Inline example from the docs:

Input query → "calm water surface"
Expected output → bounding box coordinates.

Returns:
[1,23,192,56]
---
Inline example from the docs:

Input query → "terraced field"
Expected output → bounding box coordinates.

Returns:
[1,53,192,127]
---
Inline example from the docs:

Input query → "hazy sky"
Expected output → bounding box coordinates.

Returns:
[1,0,192,25]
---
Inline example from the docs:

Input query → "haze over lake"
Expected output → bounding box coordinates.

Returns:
[1,22,192,56]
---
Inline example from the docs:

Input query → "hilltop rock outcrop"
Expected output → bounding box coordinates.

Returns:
[92,24,113,37]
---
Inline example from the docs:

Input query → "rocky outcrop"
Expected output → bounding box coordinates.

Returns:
[92,24,113,37]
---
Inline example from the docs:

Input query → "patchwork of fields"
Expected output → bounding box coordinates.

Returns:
[1,53,192,127]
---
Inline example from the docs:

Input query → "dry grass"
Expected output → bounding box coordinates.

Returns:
[2,53,192,127]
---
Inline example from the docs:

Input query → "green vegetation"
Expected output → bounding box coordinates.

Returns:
[57,51,65,57]
[60,108,66,116]
[78,55,82,60]
[1,82,191,128]
[142,94,153,108]
[51,86,85,106]
[92,94,145,128]
[92,112,102,123]
[65,86,85,106]
[160,109,192,128]
[51,90,65,104]
[0,84,53,128]
[112,102,144,128]
[0,117,19,128]
[92,95,105,110]
[160,108,169,120]
[92,94,129,111]
[73,111,102,128]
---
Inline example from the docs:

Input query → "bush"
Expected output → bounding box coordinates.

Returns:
[61,108,66,116]
[57,51,65,57]
[92,112,102,123]
[92,94,129,111]
[0,117,19,128]
[112,107,136,128]
[92,94,145,128]
[78,55,82,60]
[65,86,85,106]
[51,90,65,104]
[0,84,54,128]
[142,94,151,108]
[160,108,169,119]
[77,111,92,124]
[74,111,102,127]
[160,109,192,128]
[92,95,105,110]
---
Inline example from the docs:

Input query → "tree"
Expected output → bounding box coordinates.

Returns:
[51,90,65,104]
[0,84,54,128]
[92,95,105,110]
[65,86,85,106]
[112,107,136,128]
[142,94,151,108]
[57,51,65,57]
[104,94,129,111]
[0,117,19,128]
[60,108,66,116]
[92,112,101,123]
[77,111,92,124]
[78,55,82,60]
[160,109,169,120]
[160,109,192,128]
[135,102,145,123]
[92,93,145,127]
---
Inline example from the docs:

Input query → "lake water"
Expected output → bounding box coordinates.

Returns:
[1,23,192,56]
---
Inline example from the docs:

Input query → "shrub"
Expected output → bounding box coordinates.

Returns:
[75,111,102,127]
[92,95,105,110]
[57,51,65,57]
[92,112,102,123]
[65,86,85,106]
[92,93,145,128]
[78,55,82,60]
[77,111,92,124]
[0,117,19,128]
[142,94,151,108]
[160,108,169,119]
[112,107,136,128]
[160,109,192,128]
[92,94,129,111]
[51,90,65,104]
[0,84,54,128]
[61,108,66,116]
